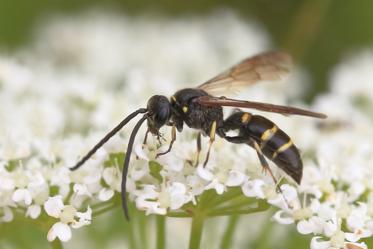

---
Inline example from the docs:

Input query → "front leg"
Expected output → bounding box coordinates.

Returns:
[156,124,176,158]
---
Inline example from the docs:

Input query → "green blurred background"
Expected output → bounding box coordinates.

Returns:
[1,0,373,100]
[1,1,373,248]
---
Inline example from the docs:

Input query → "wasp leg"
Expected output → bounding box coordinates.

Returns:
[156,125,176,158]
[203,121,217,167]
[249,138,292,208]
[249,138,277,183]
[194,132,202,166]
[224,136,247,144]
[142,129,150,147]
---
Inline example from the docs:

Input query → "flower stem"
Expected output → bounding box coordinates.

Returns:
[219,215,239,249]
[188,211,205,249]
[156,216,166,249]
[50,240,63,249]
[92,203,118,217]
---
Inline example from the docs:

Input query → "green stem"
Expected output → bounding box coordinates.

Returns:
[50,240,63,249]
[210,188,242,207]
[156,216,166,249]
[167,211,191,218]
[92,203,118,217]
[208,201,270,217]
[188,211,205,249]
[220,215,239,249]
[138,213,149,249]
[213,196,257,212]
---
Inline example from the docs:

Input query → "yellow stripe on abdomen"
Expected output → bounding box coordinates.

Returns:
[260,125,278,149]
[272,139,293,159]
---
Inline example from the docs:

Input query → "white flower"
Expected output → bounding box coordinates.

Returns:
[45,197,92,242]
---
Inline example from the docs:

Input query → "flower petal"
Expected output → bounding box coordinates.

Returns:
[44,196,64,218]
[47,222,72,242]
[26,204,41,219]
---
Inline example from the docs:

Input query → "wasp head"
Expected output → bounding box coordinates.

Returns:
[146,95,171,135]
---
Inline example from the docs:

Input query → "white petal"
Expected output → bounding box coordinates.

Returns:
[242,179,265,198]
[47,222,72,242]
[310,237,331,249]
[44,196,64,218]
[0,177,15,190]
[167,182,190,209]
[323,220,338,237]
[205,179,225,195]
[1,207,13,222]
[273,210,294,225]
[72,206,92,229]
[73,184,92,197]
[170,194,187,210]
[280,184,298,202]
[297,217,323,235]
[134,144,149,161]
[136,199,167,215]
[26,205,41,219]
[225,170,246,187]
[297,220,316,235]
[345,232,361,243]
[197,166,213,181]
[272,210,294,225]
[98,188,114,201]
[12,188,32,205]
[169,182,186,195]
[102,167,121,191]
[158,153,184,172]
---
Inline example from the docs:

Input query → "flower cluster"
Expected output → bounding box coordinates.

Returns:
[0,10,372,249]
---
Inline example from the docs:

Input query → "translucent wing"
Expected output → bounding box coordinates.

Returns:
[197,51,292,96]
[196,96,327,119]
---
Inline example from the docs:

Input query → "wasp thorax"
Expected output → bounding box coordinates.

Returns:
[146,95,171,134]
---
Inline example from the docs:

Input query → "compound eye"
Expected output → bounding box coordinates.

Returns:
[154,107,170,127]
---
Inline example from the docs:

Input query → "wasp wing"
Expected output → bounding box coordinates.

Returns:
[197,51,292,96]
[196,96,327,119]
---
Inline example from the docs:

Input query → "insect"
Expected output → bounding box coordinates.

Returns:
[70,51,327,220]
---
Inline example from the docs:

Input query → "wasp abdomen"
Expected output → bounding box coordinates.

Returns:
[224,112,303,184]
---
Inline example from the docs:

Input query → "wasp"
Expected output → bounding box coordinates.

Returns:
[70,51,327,219]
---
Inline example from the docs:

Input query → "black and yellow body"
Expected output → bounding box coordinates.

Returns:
[169,89,303,184]
[223,111,302,184]
[170,88,225,138]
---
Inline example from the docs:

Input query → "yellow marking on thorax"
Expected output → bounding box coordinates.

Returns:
[171,96,177,102]
[241,113,251,124]
[272,140,293,159]
[182,106,188,113]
